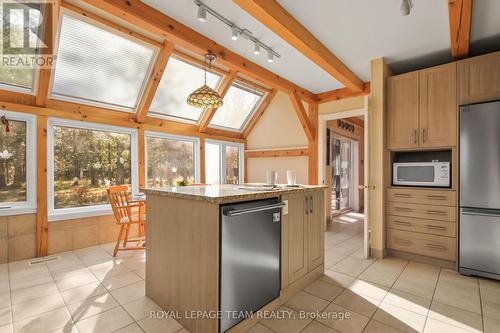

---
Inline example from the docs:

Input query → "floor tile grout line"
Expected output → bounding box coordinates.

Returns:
[477,278,485,333]
[422,266,442,332]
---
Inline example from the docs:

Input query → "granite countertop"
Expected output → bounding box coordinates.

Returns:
[142,184,327,204]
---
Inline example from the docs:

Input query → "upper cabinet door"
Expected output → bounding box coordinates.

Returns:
[387,72,420,149]
[459,51,500,105]
[419,63,457,148]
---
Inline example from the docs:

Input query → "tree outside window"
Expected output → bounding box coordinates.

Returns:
[0,120,27,203]
[53,126,131,209]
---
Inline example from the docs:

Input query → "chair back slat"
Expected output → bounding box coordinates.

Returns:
[107,185,132,224]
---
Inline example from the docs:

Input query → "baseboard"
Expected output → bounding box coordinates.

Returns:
[387,248,455,269]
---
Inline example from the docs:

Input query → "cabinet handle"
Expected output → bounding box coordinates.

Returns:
[395,207,412,212]
[426,225,447,231]
[427,195,446,201]
[305,196,309,215]
[422,128,427,143]
[413,129,418,144]
[396,238,412,246]
[394,193,412,198]
[394,220,412,226]
[426,243,447,251]
[427,210,446,216]
[309,195,313,214]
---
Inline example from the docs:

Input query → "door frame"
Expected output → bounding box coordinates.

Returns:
[318,103,370,259]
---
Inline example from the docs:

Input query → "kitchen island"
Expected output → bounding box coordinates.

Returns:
[144,184,326,333]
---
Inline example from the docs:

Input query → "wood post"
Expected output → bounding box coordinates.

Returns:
[308,102,318,185]
[36,115,48,256]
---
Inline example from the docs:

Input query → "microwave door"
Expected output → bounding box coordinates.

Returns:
[395,165,436,186]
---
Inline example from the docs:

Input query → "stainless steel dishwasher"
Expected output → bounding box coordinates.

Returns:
[220,198,284,332]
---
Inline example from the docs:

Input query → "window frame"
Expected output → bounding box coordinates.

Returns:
[208,81,266,132]
[47,118,139,221]
[144,131,201,187]
[0,110,36,216]
[48,9,159,113]
[147,54,224,124]
[205,139,244,185]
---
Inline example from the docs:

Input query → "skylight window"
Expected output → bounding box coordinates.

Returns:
[51,13,156,111]
[149,56,222,122]
[209,82,264,131]
[0,1,42,92]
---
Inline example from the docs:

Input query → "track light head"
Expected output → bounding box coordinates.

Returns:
[197,5,207,22]
[231,26,240,41]
[267,49,274,63]
[400,0,413,16]
[253,42,260,55]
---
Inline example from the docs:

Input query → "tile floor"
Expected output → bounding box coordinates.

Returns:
[0,212,499,333]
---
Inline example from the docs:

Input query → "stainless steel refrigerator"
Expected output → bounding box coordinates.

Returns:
[460,100,500,280]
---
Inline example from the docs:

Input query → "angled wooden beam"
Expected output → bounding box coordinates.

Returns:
[448,0,473,59]
[317,82,371,104]
[35,0,60,107]
[242,89,277,138]
[80,0,317,102]
[233,0,364,93]
[136,42,174,123]
[289,92,313,142]
[245,148,308,158]
[198,71,237,132]
[345,117,364,128]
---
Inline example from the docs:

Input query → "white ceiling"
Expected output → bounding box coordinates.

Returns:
[143,0,500,93]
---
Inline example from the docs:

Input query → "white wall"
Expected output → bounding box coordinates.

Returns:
[246,91,309,184]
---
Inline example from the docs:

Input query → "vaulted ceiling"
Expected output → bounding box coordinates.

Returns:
[142,0,500,93]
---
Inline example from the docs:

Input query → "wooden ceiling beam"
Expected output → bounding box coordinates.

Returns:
[35,0,60,107]
[288,92,313,142]
[136,42,174,123]
[245,148,308,158]
[242,89,277,138]
[233,0,364,93]
[80,0,317,103]
[198,70,237,133]
[448,0,473,59]
[317,82,371,104]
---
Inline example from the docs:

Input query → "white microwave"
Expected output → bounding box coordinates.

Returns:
[393,162,450,187]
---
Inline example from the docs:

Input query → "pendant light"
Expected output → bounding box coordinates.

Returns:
[187,53,224,109]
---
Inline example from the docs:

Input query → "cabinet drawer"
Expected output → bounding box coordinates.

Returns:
[387,229,456,261]
[387,188,456,206]
[387,202,456,222]
[387,215,456,237]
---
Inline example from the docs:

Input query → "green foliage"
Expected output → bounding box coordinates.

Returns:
[0,120,27,203]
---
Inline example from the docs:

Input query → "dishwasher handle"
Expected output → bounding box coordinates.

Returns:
[224,202,286,217]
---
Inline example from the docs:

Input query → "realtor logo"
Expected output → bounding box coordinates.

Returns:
[1,0,56,68]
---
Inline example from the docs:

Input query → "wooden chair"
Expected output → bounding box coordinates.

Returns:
[107,185,146,256]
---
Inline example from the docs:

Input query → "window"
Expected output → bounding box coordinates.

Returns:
[205,140,244,185]
[0,1,42,92]
[145,132,200,187]
[47,119,138,220]
[149,56,222,122]
[0,111,36,215]
[51,13,156,111]
[209,82,264,131]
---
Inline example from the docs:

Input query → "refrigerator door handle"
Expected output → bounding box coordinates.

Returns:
[461,208,500,218]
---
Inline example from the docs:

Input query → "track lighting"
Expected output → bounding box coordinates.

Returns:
[253,42,260,55]
[197,5,207,22]
[267,49,274,63]
[400,0,413,16]
[231,26,240,41]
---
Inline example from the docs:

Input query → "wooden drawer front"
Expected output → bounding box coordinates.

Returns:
[387,188,456,207]
[387,229,456,261]
[388,202,456,222]
[387,215,456,237]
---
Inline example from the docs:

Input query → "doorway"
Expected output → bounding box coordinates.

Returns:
[318,104,370,259]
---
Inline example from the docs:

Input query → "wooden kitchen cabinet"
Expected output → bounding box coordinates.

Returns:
[283,192,308,284]
[459,51,500,105]
[307,190,325,271]
[387,63,457,149]
[419,63,457,148]
[387,71,420,149]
